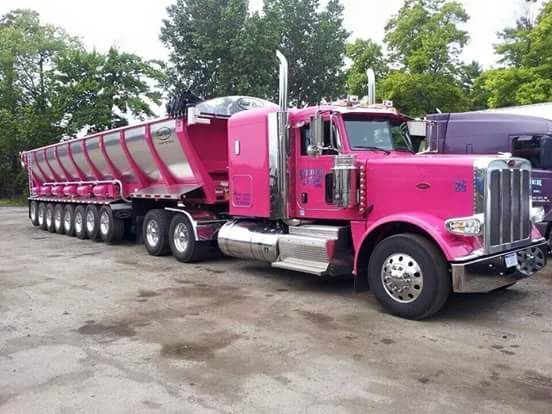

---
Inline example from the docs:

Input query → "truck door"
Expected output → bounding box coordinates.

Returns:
[295,118,341,218]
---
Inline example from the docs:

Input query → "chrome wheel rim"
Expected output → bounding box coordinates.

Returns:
[64,211,72,232]
[381,253,424,303]
[173,222,189,253]
[75,212,83,233]
[146,220,160,247]
[30,203,37,221]
[517,247,546,276]
[38,205,45,226]
[86,210,95,233]
[46,208,53,228]
[100,212,110,235]
[54,209,62,229]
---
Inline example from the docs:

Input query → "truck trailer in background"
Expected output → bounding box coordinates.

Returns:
[20,52,547,320]
[425,111,552,247]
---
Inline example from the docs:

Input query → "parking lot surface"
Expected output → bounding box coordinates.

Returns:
[1,206,551,413]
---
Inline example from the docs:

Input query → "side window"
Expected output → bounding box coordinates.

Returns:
[512,135,541,168]
[300,121,339,156]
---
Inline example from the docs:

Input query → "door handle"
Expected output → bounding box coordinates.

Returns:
[301,192,308,204]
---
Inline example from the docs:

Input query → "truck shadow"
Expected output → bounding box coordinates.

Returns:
[433,289,531,321]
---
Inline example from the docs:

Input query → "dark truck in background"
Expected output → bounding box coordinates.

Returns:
[420,111,552,247]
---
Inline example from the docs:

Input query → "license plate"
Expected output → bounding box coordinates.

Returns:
[505,253,518,268]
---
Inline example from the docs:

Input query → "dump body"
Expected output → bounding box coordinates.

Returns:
[426,111,552,244]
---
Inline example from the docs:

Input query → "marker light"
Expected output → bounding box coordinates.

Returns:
[445,214,484,236]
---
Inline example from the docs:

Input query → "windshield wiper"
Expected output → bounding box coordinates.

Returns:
[353,146,391,155]
[394,148,415,153]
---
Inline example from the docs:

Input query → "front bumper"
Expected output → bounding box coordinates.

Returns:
[451,241,548,293]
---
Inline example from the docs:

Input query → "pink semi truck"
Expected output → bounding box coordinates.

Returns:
[20,52,547,319]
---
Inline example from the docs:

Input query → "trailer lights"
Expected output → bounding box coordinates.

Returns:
[445,214,484,236]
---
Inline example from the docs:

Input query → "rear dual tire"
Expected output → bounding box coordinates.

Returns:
[30,201,39,226]
[74,205,88,240]
[143,209,171,256]
[99,206,124,243]
[85,205,101,241]
[169,214,207,263]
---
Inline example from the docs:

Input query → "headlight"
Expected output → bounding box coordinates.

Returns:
[531,206,545,223]
[445,214,484,236]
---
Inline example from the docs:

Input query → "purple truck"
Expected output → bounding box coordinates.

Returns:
[424,111,552,246]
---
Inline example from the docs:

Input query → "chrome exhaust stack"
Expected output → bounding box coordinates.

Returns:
[272,50,290,220]
[366,68,376,105]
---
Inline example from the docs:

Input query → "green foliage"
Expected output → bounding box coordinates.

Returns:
[475,1,552,108]
[0,9,164,197]
[345,39,387,98]
[161,0,349,104]
[384,0,468,75]
[380,71,468,117]
[373,0,470,116]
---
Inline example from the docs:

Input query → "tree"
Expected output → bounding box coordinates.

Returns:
[380,71,468,116]
[160,0,253,98]
[345,39,387,98]
[384,0,469,75]
[161,0,349,105]
[0,9,164,197]
[379,0,471,116]
[474,1,552,108]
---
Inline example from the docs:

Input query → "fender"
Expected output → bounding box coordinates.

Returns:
[353,212,482,274]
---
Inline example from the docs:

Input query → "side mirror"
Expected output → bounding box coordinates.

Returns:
[540,136,552,169]
[308,114,324,157]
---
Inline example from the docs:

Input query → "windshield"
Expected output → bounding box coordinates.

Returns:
[344,116,413,152]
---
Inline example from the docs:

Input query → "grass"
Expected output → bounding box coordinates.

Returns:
[0,196,27,207]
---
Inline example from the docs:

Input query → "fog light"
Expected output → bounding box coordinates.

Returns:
[445,214,484,236]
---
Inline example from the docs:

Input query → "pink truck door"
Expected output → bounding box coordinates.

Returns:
[294,121,340,218]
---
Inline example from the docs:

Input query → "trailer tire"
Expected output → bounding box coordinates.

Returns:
[85,205,101,241]
[46,203,56,233]
[169,214,206,262]
[368,233,451,320]
[38,202,47,230]
[63,204,75,236]
[74,205,88,240]
[30,201,39,226]
[54,204,65,234]
[143,209,171,256]
[99,206,124,243]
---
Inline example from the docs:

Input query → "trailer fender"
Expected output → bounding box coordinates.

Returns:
[353,212,480,290]
[165,208,226,242]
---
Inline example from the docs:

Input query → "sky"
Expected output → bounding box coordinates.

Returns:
[0,0,545,69]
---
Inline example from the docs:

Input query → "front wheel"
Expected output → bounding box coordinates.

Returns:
[368,233,451,320]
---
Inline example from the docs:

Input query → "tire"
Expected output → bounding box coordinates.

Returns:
[143,209,171,256]
[45,203,56,233]
[63,204,76,236]
[38,202,47,230]
[169,214,206,262]
[85,205,101,241]
[368,233,451,320]
[99,205,124,243]
[74,205,88,240]
[54,204,65,234]
[30,201,39,226]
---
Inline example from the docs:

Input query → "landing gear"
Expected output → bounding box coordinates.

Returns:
[368,233,451,320]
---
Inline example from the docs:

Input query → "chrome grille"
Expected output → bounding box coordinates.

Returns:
[476,158,532,254]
